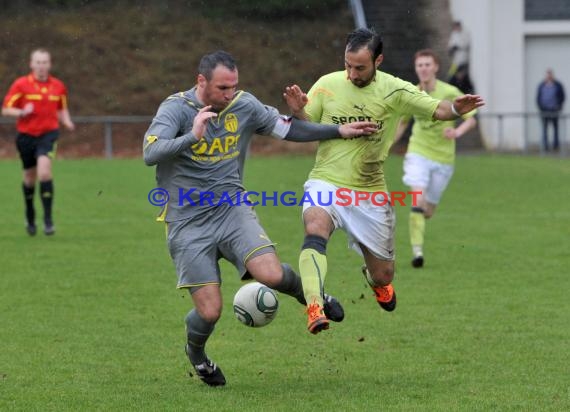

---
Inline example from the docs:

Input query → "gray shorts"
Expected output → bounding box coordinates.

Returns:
[166,205,275,289]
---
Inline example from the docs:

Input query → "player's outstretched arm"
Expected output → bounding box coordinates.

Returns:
[283,84,309,120]
[433,94,485,121]
[338,121,378,138]
[284,118,377,142]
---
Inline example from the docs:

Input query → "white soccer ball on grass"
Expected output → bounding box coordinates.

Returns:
[233,282,279,327]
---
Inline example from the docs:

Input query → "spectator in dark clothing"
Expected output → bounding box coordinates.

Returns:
[449,64,474,95]
[536,69,565,151]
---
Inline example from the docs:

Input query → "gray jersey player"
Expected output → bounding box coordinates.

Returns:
[143,50,377,386]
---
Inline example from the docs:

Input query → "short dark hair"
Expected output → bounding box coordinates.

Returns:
[198,50,237,80]
[345,28,383,61]
[414,49,440,66]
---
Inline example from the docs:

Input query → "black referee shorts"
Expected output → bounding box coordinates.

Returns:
[16,130,59,170]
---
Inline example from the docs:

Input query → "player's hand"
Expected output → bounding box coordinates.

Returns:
[443,127,457,140]
[192,105,217,139]
[452,94,485,115]
[21,103,34,118]
[64,120,75,132]
[339,121,378,139]
[283,85,308,115]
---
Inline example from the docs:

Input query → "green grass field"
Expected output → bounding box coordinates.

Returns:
[0,154,568,411]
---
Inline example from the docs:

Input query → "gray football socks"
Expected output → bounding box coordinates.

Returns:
[185,309,215,365]
[273,263,307,305]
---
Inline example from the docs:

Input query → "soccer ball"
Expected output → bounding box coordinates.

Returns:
[233,282,279,327]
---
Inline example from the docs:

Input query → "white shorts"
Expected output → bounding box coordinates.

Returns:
[403,153,454,205]
[302,179,395,261]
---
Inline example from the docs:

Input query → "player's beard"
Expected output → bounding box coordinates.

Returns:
[211,102,228,111]
[205,98,229,112]
[201,87,229,112]
[204,94,230,112]
[350,72,376,88]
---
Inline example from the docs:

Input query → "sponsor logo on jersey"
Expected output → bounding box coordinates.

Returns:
[224,113,239,133]
[353,104,366,114]
[331,115,384,131]
[191,135,241,155]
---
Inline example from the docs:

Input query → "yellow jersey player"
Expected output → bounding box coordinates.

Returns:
[284,29,483,333]
[395,49,478,268]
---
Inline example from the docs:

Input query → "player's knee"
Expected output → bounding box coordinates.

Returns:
[24,177,36,187]
[246,250,282,287]
[305,222,330,238]
[257,266,285,289]
[190,288,223,323]
[23,170,36,185]
[198,306,222,323]
[37,169,52,181]
[301,234,328,254]
[303,210,332,238]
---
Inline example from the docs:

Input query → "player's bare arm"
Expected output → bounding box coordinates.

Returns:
[433,94,484,121]
[393,119,410,143]
[283,84,308,120]
[443,116,477,140]
[58,109,75,131]
[2,102,34,118]
[339,121,378,138]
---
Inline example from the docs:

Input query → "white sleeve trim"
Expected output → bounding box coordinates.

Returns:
[270,115,292,140]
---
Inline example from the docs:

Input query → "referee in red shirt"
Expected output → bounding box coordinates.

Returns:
[2,48,75,236]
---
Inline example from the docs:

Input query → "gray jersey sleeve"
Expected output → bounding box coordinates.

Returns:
[285,118,341,142]
[143,98,201,166]
[245,93,290,139]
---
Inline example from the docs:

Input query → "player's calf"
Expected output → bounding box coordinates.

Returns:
[184,308,225,386]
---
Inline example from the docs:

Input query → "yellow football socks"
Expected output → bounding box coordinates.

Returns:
[409,210,425,249]
[299,248,327,306]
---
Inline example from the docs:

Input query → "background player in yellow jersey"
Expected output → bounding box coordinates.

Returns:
[395,49,478,268]
[284,28,484,334]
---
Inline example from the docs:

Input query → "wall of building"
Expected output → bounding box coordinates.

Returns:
[450,0,570,150]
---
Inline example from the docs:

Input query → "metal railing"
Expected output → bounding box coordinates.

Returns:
[2,112,568,158]
[73,115,152,158]
[0,115,152,159]
[478,112,569,155]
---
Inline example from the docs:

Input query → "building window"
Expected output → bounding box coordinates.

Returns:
[526,0,570,20]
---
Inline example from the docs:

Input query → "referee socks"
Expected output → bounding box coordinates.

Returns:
[39,180,54,225]
[22,183,35,226]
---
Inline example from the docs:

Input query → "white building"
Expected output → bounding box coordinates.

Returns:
[450,0,570,151]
